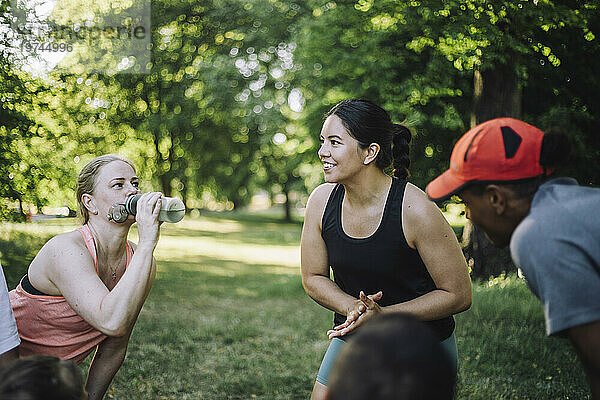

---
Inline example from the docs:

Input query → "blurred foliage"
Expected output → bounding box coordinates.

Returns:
[293,0,600,188]
[1,0,317,215]
[1,0,598,219]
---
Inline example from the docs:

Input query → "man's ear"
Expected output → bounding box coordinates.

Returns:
[485,185,506,215]
[81,193,98,215]
[363,143,380,165]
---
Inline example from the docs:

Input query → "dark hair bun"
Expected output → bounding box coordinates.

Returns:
[392,124,411,144]
[392,124,411,179]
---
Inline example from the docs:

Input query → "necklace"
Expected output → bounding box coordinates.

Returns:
[97,247,119,280]
[91,231,122,281]
[106,250,126,280]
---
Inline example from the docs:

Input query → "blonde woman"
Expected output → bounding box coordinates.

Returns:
[10,154,161,400]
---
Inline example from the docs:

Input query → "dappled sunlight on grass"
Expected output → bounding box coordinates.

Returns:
[235,287,259,297]
[152,214,301,270]
[157,259,299,278]
[155,236,300,268]
[1,213,590,399]
[167,217,245,234]
[157,215,302,246]
[0,218,78,236]
[455,275,588,399]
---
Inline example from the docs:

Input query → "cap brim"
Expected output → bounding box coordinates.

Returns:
[426,169,470,202]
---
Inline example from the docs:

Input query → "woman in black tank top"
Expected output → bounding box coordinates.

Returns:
[300,99,472,400]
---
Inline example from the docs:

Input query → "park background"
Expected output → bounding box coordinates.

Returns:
[1,0,598,398]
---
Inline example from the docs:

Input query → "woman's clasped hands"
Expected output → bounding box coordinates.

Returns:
[327,291,383,339]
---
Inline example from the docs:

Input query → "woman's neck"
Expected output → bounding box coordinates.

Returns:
[342,168,392,208]
[86,218,129,260]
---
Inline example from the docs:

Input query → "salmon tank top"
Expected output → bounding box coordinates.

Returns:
[9,225,133,364]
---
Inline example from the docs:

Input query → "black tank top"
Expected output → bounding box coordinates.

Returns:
[321,178,455,341]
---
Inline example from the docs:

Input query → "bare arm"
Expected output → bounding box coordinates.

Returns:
[85,331,130,400]
[44,192,161,336]
[568,320,600,399]
[328,183,471,338]
[85,258,156,400]
[301,184,366,318]
[385,183,472,319]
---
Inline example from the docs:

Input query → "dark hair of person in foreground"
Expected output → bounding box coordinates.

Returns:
[326,313,456,400]
[0,356,86,400]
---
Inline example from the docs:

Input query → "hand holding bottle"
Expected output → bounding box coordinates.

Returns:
[126,194,185,223]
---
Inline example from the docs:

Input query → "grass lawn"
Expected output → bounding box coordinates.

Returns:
[0,213,589,399]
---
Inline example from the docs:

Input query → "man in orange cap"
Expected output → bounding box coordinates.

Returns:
[426,118,600,398]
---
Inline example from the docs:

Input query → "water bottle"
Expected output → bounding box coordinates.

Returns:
[125,194,186,223]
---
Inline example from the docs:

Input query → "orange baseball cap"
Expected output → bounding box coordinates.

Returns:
[426,118,550,201]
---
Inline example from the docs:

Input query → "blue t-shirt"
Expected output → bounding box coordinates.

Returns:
[510,177,600,336]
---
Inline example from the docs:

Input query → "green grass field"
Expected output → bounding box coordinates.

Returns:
[0,214,589,399]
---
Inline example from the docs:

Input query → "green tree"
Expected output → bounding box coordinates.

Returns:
[292,0,600,277]
[1,1,79,219]
[106,0,316,210]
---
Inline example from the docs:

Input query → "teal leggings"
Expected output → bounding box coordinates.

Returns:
[315,333,458,386]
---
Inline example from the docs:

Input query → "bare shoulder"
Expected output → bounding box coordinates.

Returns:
[36,230,88,260]
[29,229,93,293]
[303,183,336,230]
[403,182,441,222]
[305,183,336,214]
[402,182,450,246]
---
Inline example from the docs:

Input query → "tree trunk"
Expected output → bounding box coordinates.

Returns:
[16,196,26,222]
[282,186,292,222]
[464,65,521,280]
[181,177,188,213]
[471,65,522,123]
[159,174,172,197]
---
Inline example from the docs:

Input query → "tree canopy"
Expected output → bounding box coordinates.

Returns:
[1,0,598,220]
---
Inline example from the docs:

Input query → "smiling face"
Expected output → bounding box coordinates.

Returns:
[318,115,368,183]
[83,160,141,223]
